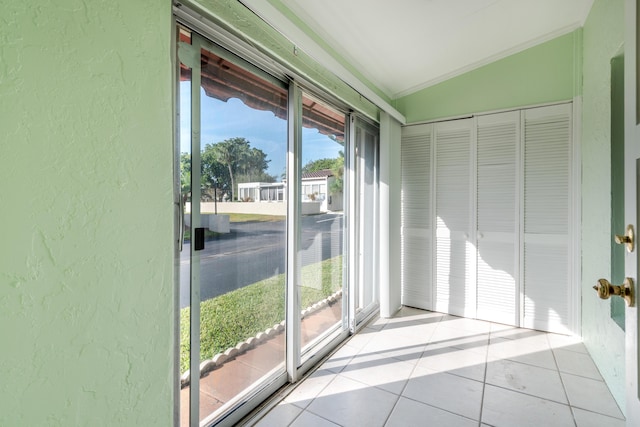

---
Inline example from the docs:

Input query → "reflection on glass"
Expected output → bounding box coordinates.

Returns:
[299,94,346,353]
[178,28,288,426]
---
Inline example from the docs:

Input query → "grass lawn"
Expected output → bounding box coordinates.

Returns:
[180,255,343,373]
[225,213,285,223]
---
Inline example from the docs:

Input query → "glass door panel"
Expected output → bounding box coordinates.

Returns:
[178,28,288,426]
[354,119,379,322]
[299,93,347,356]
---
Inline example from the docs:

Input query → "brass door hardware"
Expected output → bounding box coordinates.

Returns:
[614,224,634,252]
[593,278,635,307]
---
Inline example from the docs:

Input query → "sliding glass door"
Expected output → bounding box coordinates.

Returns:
[298,93,347,358]
[352,117,379,324]
[178,29,288,426]
[176,23,379,427]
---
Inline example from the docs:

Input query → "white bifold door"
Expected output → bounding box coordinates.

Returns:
[401,103,575,334]
[434,119,474,317]
[475,111,519,325]
[400,124,433,309]
[521,104,573,333]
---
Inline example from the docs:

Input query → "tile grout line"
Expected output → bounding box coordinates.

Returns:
[546,333,578,427]
[477,324,493,427]
[261,310,622,426]
[383,313,483,426]
[483,382,575,407]
[568,406,627,422]
[301,312,407,427]
[380,387,403,426]
[553,341,625,418]
[381,311,436,426]
[486,331,594,407]
[397,394,481,423]
[277,324,369,427]
[303,323,379,426]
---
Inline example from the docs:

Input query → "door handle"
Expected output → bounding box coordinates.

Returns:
[593,278,635,307]
[177,193,185,252]
[614,224,634,252]
[194,227,206,251]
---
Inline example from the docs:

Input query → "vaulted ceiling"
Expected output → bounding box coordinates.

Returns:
[241,0,594,100]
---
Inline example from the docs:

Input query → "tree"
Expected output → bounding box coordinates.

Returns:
[201,146,230,200]
[184,138,274,202]
[200,137,272,201]
[302,158,336,175]
[180,152,191,196]
[211,139,240,201]
[329,151,344,195]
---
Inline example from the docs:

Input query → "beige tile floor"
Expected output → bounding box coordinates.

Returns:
[251,307,625,427]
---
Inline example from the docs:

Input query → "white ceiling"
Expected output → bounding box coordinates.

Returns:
[242,0,594,99]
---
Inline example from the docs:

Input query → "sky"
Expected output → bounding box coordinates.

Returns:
[179,83,342,179]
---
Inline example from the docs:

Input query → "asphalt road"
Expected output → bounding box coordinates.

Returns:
[179,212,344,308]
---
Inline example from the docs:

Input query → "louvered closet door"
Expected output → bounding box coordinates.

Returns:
[401,124,432,309]
[523,104,572,334]
[476,112,519,325]
[435,119,474,317]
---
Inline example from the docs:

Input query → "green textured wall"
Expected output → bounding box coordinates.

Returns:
[581,0,626,411]
[0,1,174,425]
[395,30,582,123]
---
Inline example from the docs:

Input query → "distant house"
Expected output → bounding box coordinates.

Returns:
[237,169,342,212]
[237,181,285,202]
[300,169,342,212]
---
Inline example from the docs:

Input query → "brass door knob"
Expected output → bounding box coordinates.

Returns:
[614,235,631,244]
[614,225,634,252]
[594,278,635,307]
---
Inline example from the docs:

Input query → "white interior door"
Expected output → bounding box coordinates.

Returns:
[521,104,572,334]
[435,119,474,317]
[476,111,519,325]
[401,123,433,310]
[624,0,640,422]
